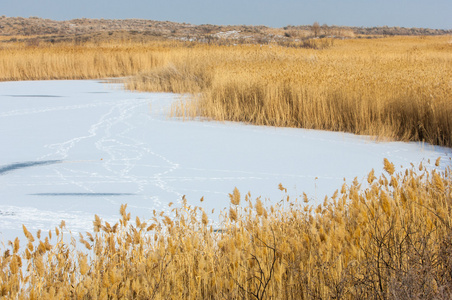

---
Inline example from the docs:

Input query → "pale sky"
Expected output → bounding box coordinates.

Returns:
[2,0,451,29]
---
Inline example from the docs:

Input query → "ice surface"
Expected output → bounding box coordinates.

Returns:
[0,80,450,243]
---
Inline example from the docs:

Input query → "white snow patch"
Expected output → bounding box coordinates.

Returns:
[214,30,241,39]
[0,79,450,243]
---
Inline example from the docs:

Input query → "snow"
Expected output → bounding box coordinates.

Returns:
[0,79,450,243]
[214,30,241,39]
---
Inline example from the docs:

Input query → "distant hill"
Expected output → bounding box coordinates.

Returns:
[0,16,450,44]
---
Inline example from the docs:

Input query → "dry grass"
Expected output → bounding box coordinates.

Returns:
[1,36,450,146]
[1,30,451,299]
[130,36,452,147]
[0,40,171,81]
[0,159,451,299]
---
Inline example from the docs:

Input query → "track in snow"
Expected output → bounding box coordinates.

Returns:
[0,80,450,243]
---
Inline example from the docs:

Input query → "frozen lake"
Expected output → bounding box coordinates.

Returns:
[0,80,450,243]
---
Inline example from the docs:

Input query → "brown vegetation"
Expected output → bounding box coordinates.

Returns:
[0,16,450,46]
[1,17,451,299]
[0,160,451,299]
[1,34,451,147]
[1,35,451,147]
[130,36,452,147]
[0,40,167,80]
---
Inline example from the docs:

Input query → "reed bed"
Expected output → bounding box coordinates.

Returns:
[0,40,171,81]
[1,36,451,146]
[129,36,452,147]
[2,34,451,299]
[0,159,451,299]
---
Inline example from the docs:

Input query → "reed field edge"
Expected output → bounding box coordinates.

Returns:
[1,36,452,299]
[128,36,452,147]
[0,160,451,299]
[2,36,449,146]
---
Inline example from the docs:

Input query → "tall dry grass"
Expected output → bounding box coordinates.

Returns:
[0,40,171,80]
[1,37,451,146]
[0,159,451,299]
[129,36,452,147]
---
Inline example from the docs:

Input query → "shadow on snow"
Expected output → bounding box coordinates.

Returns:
[0,160,63,175]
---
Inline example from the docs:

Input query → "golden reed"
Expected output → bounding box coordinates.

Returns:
[1,36,451,146]
[0,160,451,299]
[130,36,452,147]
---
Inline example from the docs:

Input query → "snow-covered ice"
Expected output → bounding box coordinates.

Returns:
[0,80,450,243]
